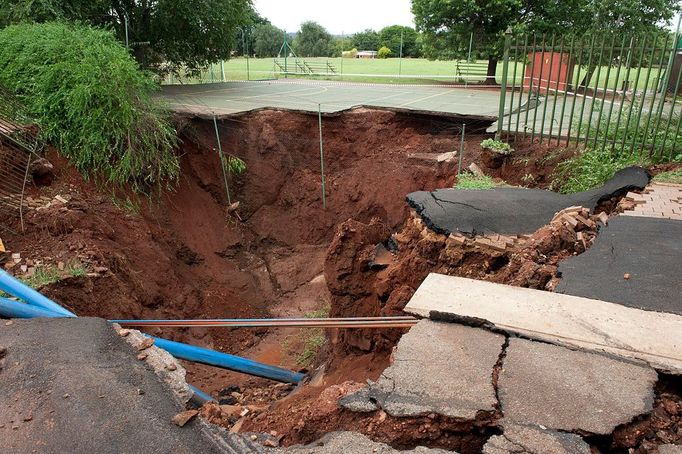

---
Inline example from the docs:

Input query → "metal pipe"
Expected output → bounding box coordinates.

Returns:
[112,317,418,329]
[0,269,75,317]
[151,337,304,383]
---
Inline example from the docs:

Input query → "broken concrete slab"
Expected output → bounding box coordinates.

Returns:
[499,338,657,435]
[286,431,453,453]
[340,320,504,419]
[556,216,682,315]
[483,423,591,454]
[404,273,682,374]
[407,166,649,235]
[0,317,229,453]
[658,445,682,454]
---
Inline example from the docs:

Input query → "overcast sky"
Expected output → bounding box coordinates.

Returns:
[253,0,415,35]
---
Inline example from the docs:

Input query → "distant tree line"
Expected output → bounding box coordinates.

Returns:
[235,21,423,58]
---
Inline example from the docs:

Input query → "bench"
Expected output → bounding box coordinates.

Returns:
[455,60,489,83]
[273,58,338,76]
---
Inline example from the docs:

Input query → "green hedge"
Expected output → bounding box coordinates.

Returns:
[0,22,178,189]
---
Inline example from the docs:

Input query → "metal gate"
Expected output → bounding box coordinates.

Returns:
[497,25,682,162]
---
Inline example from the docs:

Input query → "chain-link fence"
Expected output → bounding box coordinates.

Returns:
[0,87,39,233]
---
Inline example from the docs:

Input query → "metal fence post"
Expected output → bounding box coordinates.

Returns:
[458,123,466,175]
[318,104,326,209]
[213,115,231,205]
[496,28,513,140]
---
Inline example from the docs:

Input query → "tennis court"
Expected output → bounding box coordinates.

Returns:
[160,79,501,120]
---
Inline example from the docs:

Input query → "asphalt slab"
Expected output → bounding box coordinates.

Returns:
[556,215,682,315]
[0,317,229,454]
[407,166,650,235]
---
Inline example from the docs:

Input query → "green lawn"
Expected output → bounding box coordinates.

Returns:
[165,57,665,91]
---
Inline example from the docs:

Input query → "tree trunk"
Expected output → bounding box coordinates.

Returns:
[578,65,596,93]
[486,58,498,85]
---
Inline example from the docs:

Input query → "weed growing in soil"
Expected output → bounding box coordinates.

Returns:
[23,266,62,289]
[21,260,87,289]
[653,168,682,184]
[455,172,496,190]
[283,304,330,369]
[480,138,513,155]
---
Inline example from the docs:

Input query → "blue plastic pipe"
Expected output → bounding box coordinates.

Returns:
[0,297,72,319]
[151,337,304,384]
[188,384,214,403]
[0,269,76,317]
[0,270,304,384]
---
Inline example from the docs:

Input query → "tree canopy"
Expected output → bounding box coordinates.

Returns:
[379,25,421,57]
[352,29,380,51]
[294,21,334,57]
[412,0,680,80]
[0,0,252,73]
[253,23,285,57]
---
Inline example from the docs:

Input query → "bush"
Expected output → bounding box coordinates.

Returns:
[480,138,513,155]
[342,48,358,58]
[0,22,178,190]
[552,147,647,193]
[377,46,392,59]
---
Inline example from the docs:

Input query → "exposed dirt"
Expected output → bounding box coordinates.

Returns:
[2,108,473,394]
[3,108,679,452]
[596,374,682,453]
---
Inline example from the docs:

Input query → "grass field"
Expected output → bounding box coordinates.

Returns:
[165,57,666,91]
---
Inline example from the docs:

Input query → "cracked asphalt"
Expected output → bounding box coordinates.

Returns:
[407,166,650,235]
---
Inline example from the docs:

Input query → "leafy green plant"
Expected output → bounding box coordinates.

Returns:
[377,46,392,59]
[222,155,247,176]
[455,172,497,190]
[480,138,513,155]
[653,169,682,185]
[0,22,179,191]
[282,303,330,369]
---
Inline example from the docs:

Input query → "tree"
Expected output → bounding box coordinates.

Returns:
[352,29,380,51]
[0,0,252,74]
[294,21,334,57]
[252,23,285,57]
[379,25,421,57]
[411,0,680,84]
[234,9,270,57]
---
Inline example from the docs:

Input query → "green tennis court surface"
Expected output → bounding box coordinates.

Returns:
[161,79,602,139]
[160,80,501,119]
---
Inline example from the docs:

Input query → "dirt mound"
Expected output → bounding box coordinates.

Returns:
[321,208,602,357]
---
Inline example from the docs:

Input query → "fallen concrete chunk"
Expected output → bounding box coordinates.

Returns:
[340,320,504,419]
[499,338,657,435]
[407,166,649,235]
[287,431,453,453]
[404,273,682,373]
[483,423,591,454]
[658,445,682,454]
